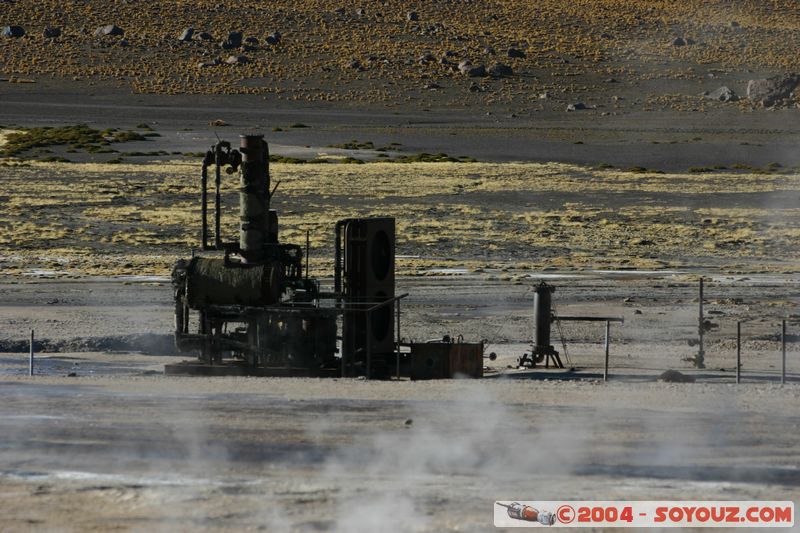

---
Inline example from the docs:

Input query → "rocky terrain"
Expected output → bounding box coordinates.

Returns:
[2,0,800,111]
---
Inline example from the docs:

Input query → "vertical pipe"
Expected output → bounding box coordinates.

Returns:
[396,299,401,380]
[603,320,610,382]
[305,229,310,280]
[366,312,372,380]
[781,319,786,385]
[697,277,705,369]
[29,329,34,377]
[736,321,741,385]
[239,135,268,262]
[214,148,222,249]
[201,161,209,249]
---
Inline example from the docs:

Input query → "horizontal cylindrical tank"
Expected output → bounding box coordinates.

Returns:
[186,257,280,308]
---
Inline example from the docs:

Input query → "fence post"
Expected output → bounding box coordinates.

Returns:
[603,320,610,382]
[781,319,786,385]
[29,329,34,377]
[736,321,741,385]
[396,299,401,380]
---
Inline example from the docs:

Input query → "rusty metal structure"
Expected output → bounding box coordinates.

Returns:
[518,281,623,369]
[166,134,405,378]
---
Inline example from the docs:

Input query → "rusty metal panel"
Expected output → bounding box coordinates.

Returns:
[410,342,483,380]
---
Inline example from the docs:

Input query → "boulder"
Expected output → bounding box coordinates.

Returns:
[244,36,259,45]
[221,31,243,49]
[265,31,281,45]
[705,86,738,102]
[507,47,525,58]
[463,65,486,77]
[225,55,249,64]
[42,27,61,38]
[407,11,419,22]
[747,74,800,107]
[488,62,513,77]
[179,28,194,41]
[671,37,686,46]
[95,24,124,37]
[2,25,25,38]
[566,103,587,111]
[197,31,214,41]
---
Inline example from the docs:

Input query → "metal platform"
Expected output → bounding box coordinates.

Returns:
[164,360,340,377]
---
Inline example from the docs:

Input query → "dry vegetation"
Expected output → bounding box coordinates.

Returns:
[1,1,799,106]
[1,159,799,279]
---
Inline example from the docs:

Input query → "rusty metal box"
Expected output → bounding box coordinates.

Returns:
[410,342,484,380]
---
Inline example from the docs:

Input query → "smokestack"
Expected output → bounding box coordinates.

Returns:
[238,134,270,262]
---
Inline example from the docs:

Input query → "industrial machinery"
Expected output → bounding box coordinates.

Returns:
[166,134,401,378]
[518,281,624,370]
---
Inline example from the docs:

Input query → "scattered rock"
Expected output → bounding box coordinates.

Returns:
[221,31,243,49]
[356,8,366,17]
[482,45,496,55]
[704,86,738,102]
[197,60,219,68]
[210,119,228,127]
[468,82,483,92]
[685,37,696,45]
[42,27,61,38]
[2,26,25,38]
[423,82,441,90]
[747,73,800,107]
[407,11,419,22]
[488,62,513,77]
[507,47,525,58]
[418,53,436,63]
[334,7,346,16]
[265,31,281,45]
[178,28,194,41]
[634,309,643,315]
[118,39,129,47]
[729,21,740,28]
[566,103,587,111]
[671,37,686,46]
[348,59,362,70]
[457,60,486,76]
[600,32,614,39]
[94,24,124,37]
[225,55,249,64]
[404,418,413,426]
[538,92,551,99]
[658,370,695,383]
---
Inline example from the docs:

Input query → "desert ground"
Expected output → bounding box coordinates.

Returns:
[2,1,800,532]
